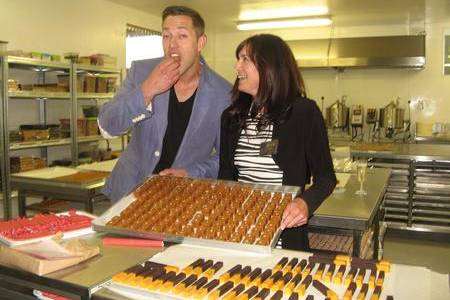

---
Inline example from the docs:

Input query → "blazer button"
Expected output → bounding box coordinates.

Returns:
[154,151,160,157]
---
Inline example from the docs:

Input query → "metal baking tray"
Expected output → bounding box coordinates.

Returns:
[93,177,300,254]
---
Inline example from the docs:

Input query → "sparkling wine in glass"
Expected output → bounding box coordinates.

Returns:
[355,160,367,196]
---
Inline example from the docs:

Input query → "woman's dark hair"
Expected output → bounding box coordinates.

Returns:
[229,34,306,128]
[162,6,205,37]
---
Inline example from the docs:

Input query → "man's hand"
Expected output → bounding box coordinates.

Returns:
[159,168,188,177]
[141,57,180,106]
[280,197,309,229]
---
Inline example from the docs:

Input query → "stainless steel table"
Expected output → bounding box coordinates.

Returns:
[309,168,390,258]
[341,143,450,234]
[11,174,106,216]
[10,165,116,216]
[350,143,450,161]
[0,233,161,300]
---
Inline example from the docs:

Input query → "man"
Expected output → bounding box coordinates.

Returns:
[98,6,231,202]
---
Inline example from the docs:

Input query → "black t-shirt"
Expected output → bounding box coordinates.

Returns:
[153,87,196,174]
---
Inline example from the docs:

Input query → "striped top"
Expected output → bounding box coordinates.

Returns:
[234,118,283,185]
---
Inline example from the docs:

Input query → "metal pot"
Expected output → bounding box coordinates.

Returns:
[326,99,349,129]
[380,101,404,129]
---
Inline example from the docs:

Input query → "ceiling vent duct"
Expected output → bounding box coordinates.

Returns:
[287,35,425,69]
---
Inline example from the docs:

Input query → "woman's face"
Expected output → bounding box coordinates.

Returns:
[235,45,259,97]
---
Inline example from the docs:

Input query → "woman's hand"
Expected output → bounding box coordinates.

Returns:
[280,197,309,229]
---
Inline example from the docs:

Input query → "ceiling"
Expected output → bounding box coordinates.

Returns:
[107,0,449,33]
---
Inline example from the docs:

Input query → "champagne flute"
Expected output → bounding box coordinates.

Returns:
[355,159,367,196]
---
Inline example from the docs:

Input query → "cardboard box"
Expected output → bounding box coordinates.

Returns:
[96,77,108,93]
[0,241,99,276]
[57,74,84,93]
[86,118,99,136]
[77,56,91,65]
[90,54,117,66]
[107,77,118,93]
[84,75,96,93]
[60,119,87,137]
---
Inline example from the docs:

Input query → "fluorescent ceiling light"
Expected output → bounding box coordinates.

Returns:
[239,6,329,20]
[237,17,332,31]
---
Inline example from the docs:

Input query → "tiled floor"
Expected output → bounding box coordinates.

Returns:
[383,230,450,274]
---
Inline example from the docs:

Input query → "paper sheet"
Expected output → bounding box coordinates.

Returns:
[13,167,79,179]
[76,159,117,172]
[15,239,79,260]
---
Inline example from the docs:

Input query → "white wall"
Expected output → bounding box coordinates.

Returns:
[1,0,449,140]
[209,20,450,129]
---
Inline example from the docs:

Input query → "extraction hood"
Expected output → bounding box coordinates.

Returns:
[287,35,425,69]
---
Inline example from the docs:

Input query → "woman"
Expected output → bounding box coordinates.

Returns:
[218,34,336,251]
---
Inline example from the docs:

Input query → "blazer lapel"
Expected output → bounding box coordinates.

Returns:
[174,66,209,162]
[152,90,170,145]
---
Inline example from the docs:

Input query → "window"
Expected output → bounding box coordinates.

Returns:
[126,24,164,69]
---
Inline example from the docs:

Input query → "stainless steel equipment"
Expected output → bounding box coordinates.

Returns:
[366,108,378,124]
[352,145,450,235]
[351,105,364,126]
[287,35,426,69]
[380,99,405,129]
[326,97,349,129]
[379,98,405,138]
[350,105,364,141]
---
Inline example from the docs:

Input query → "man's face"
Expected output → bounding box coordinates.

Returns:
[162,15,206,76]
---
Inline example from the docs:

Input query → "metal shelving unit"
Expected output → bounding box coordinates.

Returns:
[8,91,70,99]
[71,61,122,165]
[376,159,450,234]
[8,135,120,151]
[0,54,123,219]
[412,161,450,231]
[0,41,10,219]
[78,92,115,99]
[7,56,71,70]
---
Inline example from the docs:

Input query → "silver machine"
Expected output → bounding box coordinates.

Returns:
[366,108,380,142]
[350,105,364,141]
[326,96,349,132]
[379,98,406,139]
[325,95,410,142]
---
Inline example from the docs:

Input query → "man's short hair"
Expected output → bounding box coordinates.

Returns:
[162,6,205,37]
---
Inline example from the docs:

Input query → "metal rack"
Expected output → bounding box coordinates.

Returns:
[376,159,450,234]
[69,59,123,165]
[0,54,123,219]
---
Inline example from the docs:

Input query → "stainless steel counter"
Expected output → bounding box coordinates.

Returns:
[0,170,393,299]
[332,142,450,161]
[46,233,160,290]
[332,142,450,235]
[310,168,390,230]
[0,232,162,299]
[11,167,109,215]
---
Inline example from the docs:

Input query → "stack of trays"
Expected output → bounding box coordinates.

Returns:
[93,176,300,252]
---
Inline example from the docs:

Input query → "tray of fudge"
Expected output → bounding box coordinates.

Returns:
[92,175,300,253]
